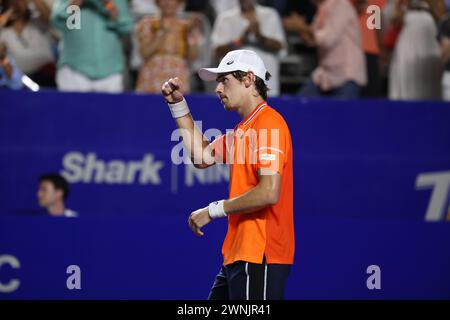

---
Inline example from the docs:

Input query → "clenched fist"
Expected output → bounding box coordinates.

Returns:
[161,77,184,104]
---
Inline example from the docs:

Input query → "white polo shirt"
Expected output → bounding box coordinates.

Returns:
[210,5,287,96]
[0,18,54,75]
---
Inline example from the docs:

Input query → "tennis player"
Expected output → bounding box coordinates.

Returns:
[161,49,294,300]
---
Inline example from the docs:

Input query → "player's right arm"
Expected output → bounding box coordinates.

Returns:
[161,77,216,169]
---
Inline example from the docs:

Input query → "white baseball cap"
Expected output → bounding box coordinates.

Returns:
[198,50,268,83]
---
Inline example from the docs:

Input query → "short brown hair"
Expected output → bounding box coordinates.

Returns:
[231,70,271,100]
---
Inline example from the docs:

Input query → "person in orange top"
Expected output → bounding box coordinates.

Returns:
[352,0,386,97]
[161,49,294,300]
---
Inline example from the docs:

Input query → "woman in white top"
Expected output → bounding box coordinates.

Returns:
[0,0,55,87]
[389,0,442,100]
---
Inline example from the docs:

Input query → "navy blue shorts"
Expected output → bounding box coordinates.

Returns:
[208,258,291,300]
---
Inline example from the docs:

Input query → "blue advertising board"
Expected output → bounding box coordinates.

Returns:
[0,90,449,299]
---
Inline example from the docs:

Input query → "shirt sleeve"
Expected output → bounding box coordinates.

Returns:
[259,8,288,57]
[210,12,248,49]
[314,0,355,50]
[110,0,133,36]
[254,116,288,175]
[210,13,231,49]
[50,0,72,31]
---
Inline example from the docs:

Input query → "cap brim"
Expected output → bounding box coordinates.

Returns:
[198,68,224,81]
[198,65,268,83]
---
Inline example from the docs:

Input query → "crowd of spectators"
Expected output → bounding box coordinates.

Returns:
[1,0,450,100]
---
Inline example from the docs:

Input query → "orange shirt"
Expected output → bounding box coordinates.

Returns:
[357,0,386,55]
[213,101,295,265]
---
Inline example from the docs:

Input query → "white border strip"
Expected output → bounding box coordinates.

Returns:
[245,262,249,300]
[263,264,268,300]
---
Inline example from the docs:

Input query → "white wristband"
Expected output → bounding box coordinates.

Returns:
[208,200,227,219]
[168,98,190,119]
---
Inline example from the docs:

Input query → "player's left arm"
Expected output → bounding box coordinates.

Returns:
[225,170,281,213]
[188,171,281,236]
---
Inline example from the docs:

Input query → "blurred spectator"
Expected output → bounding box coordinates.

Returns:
[130,0,159,18]
[270,0,317,22]
[353,0,386,98]
[284,0,367,98]
[383,0,403,51]
[388,0,442,100]
[0,41,24,89]
[428,0,447,20]
[380,0,402,95]
[37,173,78,217]
[51,0,133,93]
[130,0,216,20]
[0,0,56,87]
[277,1,317,94]
[181,3,214,93]
[211,0,286,96]
[438,12,450,100]
[135,0,203,93]
[128,0,159,89]
[185,0,215,25]
[210,0,239,17]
